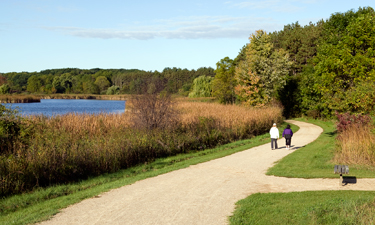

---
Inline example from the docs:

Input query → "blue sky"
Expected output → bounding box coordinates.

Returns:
[1,0,374,73]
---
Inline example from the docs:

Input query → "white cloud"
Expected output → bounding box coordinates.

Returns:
[43,16,282,40]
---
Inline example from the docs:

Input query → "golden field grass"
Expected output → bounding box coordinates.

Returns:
[335,124,375,166]
[31,101,282,136]
[1,100,283,196]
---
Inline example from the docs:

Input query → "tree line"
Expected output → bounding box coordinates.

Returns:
[0,67,215,96]
[190,6,375,118]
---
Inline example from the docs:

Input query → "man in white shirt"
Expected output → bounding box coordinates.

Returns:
[269,123,279,150]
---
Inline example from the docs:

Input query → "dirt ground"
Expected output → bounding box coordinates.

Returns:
[39,120,375,225]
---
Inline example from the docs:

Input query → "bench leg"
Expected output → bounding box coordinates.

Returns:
[339,174,343,186]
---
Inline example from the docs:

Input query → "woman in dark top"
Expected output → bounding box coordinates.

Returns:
[282,124,293,150]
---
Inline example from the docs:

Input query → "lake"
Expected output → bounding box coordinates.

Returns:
[5,99,126,116]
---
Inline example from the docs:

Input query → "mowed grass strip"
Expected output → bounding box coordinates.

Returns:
[267,118,375,178]
[0,122,296,225]
[229,191,375,225]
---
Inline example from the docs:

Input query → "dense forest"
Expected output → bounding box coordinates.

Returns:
[1,7,374,119]
[209,6,375,118]
[0,67,215,96]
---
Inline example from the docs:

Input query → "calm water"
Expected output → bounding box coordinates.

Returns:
[5,99,126,116]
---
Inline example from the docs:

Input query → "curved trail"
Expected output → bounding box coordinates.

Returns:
[40,120,375,225]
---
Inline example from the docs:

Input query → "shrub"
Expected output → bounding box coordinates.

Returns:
[129,93,179,130]
[0,104,34,154]
[0,84,10,94]
[106,86,120,95]
[335,112,372,133]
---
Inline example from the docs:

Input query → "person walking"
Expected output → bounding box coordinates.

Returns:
[269,123,279,150]
[282,124,293,150]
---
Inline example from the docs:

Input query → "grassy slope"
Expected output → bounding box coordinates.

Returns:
[0,123,296,225]
[267,118,375,178]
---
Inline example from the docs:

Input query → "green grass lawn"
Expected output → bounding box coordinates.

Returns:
[0,123,296,225]
[230,118,375,225]
[230,191,375,225]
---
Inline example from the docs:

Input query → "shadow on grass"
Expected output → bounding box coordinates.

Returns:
[325,131,337,137]
[290,145,305,150]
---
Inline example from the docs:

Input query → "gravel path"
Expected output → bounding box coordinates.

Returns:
[39,120,375,225]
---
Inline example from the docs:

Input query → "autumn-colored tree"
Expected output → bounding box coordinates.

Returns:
[235,30,292,107]
[0,76,6,86]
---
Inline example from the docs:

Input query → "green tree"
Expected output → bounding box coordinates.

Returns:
[235,30,292,107]
[83,81,100,94]
[188,75,214,98]
[212,57,236,104]
[0,84,10,94]
[26,75,42,93]
[106,85,120,95]
[60,73,74,93]
[52,76,64,93]
[308,8,375,116]
[271,21,323,75]
[94,76,111,93]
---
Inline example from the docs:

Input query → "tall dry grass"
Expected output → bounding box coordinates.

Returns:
[179,101,281,129]
[0,101,283,196]
[0,95,40,103]
[335,124,375,166]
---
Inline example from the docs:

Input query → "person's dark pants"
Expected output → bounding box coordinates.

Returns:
[271,138,278,149]
[285,138,291,146]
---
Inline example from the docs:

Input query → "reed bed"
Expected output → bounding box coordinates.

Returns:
[40,94,129,100]
[335,124,375,166]
[0,102,282,196]
[178,101,281,136]
[0,95,40,103]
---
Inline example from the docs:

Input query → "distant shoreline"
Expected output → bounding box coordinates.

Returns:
[0,94,129,103]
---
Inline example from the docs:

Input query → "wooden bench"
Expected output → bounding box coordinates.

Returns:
[334,165,349,186]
